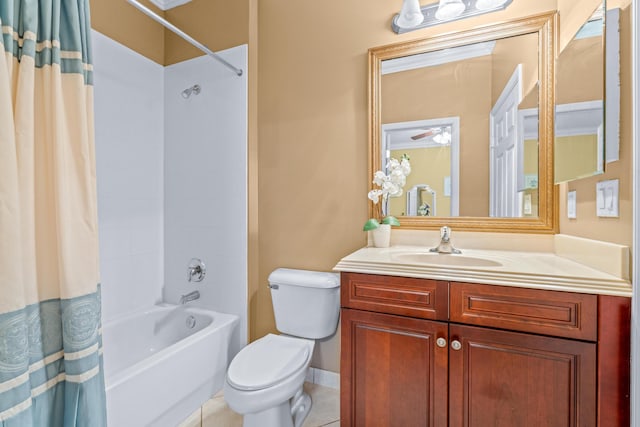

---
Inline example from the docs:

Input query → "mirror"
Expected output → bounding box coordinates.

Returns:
[555,3,604,183]
[554,1,620,183]
[369,13,557,233]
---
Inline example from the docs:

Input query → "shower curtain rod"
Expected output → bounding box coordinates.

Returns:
[126,0,243,76]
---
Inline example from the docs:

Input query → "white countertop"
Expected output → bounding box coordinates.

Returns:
[334,245,632,297]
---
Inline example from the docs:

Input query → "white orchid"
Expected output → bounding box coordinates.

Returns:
[364,154,411,231]
[372,171,387,186]
[367,189,383,204]
[400,157,411,176]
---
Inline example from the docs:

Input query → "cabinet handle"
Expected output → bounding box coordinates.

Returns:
[451,340,462,351]
[436,337,447,348]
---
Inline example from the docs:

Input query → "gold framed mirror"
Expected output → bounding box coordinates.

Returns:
[369,12,558,233]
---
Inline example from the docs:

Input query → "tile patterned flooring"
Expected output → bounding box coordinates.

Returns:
[179,383,339,427]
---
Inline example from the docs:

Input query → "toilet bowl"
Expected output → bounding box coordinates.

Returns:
[224,334,314,427]
[223,268,340,427]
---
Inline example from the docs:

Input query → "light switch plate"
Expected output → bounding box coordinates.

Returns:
[596,179,619,217]
[523,194,532,215]
[567,190,577,219]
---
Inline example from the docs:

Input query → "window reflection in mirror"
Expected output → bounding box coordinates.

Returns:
[554,2,605,183]
[381,32,539,218]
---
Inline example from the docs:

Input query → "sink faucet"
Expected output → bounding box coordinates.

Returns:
[180,290,200,304]
[430,226,461,254]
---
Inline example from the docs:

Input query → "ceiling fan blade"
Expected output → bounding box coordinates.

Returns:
[410,127,443,140]
[410,130,435,140]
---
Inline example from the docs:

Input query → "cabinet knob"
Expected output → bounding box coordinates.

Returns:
[451,340,462,351]
[436,337,447,348]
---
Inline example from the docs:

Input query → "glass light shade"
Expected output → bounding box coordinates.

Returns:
[397,0,425,28]
[475,0,508,10]
[435,0,466,20]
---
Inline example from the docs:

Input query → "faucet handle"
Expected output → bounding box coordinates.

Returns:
[187,258,206,282]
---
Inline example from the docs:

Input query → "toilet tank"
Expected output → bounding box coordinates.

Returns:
[268,268,340,339]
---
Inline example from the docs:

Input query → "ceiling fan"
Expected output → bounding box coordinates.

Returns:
[411,127,442,140]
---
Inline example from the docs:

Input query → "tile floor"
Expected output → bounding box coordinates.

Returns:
[179,382,339,427]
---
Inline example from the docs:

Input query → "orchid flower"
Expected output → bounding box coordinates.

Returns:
[364,154,411,231]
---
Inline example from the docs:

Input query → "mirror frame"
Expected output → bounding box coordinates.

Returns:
[369,12,558,233]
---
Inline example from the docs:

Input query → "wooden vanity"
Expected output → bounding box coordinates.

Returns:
[339,272,630,426]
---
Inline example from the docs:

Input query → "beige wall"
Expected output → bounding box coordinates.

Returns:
[90,0,165,64]
[164,0,250,65]
[90,0,633,373]
[257,0,560,372]
[90,0,250,66]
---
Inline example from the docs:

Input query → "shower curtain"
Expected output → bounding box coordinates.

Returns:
[0,0,106,425]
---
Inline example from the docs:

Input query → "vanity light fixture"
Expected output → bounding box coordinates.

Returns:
[392,0,514,34]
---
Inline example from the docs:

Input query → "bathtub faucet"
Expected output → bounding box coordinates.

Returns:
[180,290,200,304]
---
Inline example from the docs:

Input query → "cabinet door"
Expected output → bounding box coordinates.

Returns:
[449,324,596,427]
[341,308,448,427]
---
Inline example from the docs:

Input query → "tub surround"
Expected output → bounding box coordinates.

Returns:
[163,44,249,355]
[338,231,631,296]
[93,30,165,323]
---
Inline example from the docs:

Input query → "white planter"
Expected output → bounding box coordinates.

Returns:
[371,224,391,248]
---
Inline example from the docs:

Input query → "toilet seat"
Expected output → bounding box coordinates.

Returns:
[226,334,310,392]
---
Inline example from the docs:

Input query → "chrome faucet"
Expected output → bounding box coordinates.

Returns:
[180,290,200,304]
[430,226,461,254]
[187,258,206,282]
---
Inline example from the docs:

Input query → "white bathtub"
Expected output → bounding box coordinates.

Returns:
[102,304,239,427]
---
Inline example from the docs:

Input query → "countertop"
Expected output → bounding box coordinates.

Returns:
[334,245,632,297]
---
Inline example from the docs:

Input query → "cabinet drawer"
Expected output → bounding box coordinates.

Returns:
[341,272,448,321]
[450,282,598,341]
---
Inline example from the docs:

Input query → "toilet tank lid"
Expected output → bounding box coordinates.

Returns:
[268,268,340,289]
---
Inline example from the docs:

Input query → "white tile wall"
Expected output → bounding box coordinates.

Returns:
[93,31,248,354]
[163,46,248,355]
[92,31,165,323]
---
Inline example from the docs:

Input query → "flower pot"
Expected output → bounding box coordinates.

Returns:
[371,224,391,248]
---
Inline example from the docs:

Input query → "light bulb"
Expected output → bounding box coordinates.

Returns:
[435,0,466,20]
[396,0,424,28]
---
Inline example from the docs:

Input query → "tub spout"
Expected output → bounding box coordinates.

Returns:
[180,290,200,304]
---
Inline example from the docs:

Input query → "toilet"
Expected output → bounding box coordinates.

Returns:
[223,268,340,427]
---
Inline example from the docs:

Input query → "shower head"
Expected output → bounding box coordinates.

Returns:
[181,84,201,99]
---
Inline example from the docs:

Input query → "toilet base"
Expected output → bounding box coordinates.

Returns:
[242,387,312,427]
[291,388,312,427]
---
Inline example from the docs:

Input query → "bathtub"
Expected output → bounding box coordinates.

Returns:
[102,304,239,427]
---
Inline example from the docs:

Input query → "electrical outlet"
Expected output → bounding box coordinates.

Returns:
[596,179,619,217]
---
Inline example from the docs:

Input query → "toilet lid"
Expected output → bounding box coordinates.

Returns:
[227,334,310,391]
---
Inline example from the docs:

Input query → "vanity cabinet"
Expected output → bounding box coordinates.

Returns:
[340,272,630,427]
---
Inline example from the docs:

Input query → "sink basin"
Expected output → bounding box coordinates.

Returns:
[392,252,502,267]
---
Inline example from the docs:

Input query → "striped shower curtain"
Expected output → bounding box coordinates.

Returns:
[0,0,106,426]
